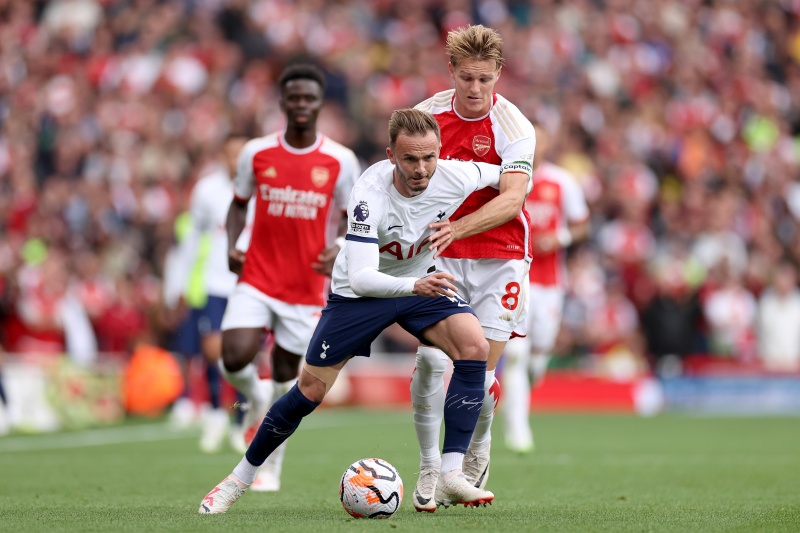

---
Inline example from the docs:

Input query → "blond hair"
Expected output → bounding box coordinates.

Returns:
[388,109,441,147]
[446,24,505,69]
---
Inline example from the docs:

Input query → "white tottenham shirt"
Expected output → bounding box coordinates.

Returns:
[331,158,506,298]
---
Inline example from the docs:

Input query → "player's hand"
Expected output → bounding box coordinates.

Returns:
[531,232,560,255]
[228,249,246,276]
[412,271,459,298]
[311,244,341,277]
[428,220,455,259]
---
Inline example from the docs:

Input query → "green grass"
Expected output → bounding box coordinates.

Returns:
[1,410,798,532]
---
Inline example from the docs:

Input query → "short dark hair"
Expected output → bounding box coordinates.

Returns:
[388,109,441,147]
[278,63,326,92]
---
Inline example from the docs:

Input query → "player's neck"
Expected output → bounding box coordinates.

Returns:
[284,129,318,149]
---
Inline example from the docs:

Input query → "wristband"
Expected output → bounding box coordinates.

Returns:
[556,227,572,247]
[334,236,346,249]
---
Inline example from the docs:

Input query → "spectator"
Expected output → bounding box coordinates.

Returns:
[757,260,800,372]
[0,0,798,374]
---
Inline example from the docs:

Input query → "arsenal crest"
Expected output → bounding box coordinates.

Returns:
[472,135,491,157]
[311,166,330,187]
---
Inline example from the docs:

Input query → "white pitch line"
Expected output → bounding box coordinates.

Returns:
[0,411,409,453]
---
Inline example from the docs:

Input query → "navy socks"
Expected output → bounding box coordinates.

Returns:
[442,359,487,454]
[245,383,320,466]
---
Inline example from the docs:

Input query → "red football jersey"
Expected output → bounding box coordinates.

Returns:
[527,162,589,286]
[233,133,360,306]
[416,90,536,260]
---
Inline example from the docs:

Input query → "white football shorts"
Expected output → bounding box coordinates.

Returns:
[525,284,565,352]
[221,282,323,356]
[437,257,529,342]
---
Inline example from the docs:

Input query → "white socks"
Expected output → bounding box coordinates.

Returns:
[410,346,449,470]
[218,361,262,403]
[501,336,532,443]
[440,452,463,476]
[467,370,497,454]
[233,456,259,484]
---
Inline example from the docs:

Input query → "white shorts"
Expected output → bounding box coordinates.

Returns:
[221,283,322,356]
[438,257,529,342]
[525,284,565,352]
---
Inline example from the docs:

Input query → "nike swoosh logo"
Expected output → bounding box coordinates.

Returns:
[461,399,481,406]
[388,224,404,230]
[415,492,431,505]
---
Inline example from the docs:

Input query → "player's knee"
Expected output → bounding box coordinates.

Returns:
[453,337,489,362]
[220,330,259,372]
[415,346,449,376]
[298,372,326,403]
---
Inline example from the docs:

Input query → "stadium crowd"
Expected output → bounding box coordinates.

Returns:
[1,0,800,376]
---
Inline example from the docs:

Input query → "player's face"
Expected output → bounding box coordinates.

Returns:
[387,130,440,198]
[449,58,501,118]
[280,79,324,130]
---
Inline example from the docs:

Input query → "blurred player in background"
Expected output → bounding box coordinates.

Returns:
[199,108,529,515]
[411,25,535,509]
[218,63,360,492]
[163,134,253,453]
[501,125,590,453]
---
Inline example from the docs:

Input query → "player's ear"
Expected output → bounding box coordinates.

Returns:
[448,62,455,81]
[386,146,395,164]
[495,65,502,81]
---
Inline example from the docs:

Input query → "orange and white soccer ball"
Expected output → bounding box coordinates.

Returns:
[339,458,404,519]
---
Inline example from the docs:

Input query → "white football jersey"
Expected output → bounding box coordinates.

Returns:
[172,165,254,299]
[331,159,501,298]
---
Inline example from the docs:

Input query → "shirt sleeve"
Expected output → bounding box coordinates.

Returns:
[472,162,504,191]
[346,240,417,297]
[496,111,536,179]
[333,150,361,212]
[232,141,255,202]
[562,173,590,223]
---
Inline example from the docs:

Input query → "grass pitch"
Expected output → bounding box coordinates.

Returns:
[0,410,798,532]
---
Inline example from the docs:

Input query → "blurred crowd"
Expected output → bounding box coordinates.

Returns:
[1,0,800,376]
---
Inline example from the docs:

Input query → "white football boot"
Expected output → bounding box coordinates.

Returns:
[412,468,439,512]
[435,469,494,508]
[462,447,491,489]
[198,474,250,514]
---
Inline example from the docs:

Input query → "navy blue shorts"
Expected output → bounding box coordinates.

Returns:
[197,295,228,336]
[305,293,475,367]
[171,307,202,356]
[171,296,228,356]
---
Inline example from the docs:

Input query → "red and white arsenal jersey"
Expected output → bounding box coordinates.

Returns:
[415,89,536,260]
[527,162,589,287]
[233,133,360,306]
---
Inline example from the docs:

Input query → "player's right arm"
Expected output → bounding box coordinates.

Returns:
[227,141,256,276]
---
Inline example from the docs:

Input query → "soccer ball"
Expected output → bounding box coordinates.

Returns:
[339,458,404,519]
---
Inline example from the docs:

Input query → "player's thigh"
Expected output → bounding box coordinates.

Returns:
[395,294,487,361]
[198,295,228,362]
[305,295,397,367]
[442,258,529,341]
[421,310,488,362]
[526,285,564,353]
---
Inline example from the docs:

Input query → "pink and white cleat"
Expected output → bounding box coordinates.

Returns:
[198,474,250,514]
